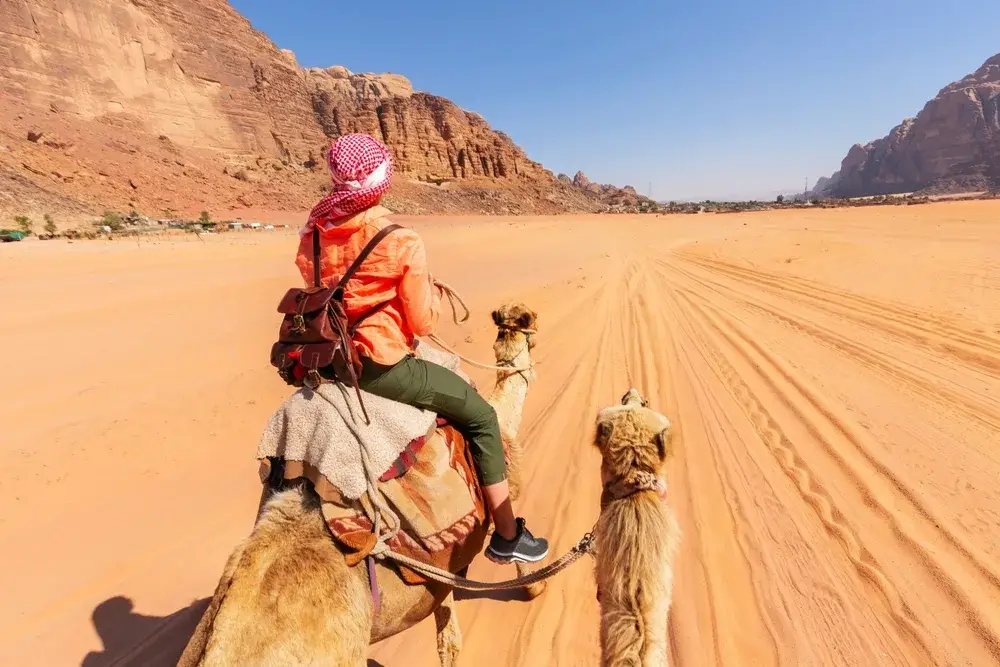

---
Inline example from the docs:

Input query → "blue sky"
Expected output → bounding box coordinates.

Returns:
[230,0,1000,201]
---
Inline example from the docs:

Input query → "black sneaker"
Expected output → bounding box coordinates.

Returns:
[486,518,550,563]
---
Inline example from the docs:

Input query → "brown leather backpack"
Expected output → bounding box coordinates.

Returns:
[270,223,401,423]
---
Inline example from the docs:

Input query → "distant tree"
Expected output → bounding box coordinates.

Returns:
[199,210,212,225]
[776,194,785,203]
[43,213,57,236]
[14,215,32,234]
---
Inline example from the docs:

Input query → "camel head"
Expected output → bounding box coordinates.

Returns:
[594,389,673,499]
[491,302,538,380]
[619,387,649,408]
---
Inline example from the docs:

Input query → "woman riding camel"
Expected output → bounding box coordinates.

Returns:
[295,133,549,565]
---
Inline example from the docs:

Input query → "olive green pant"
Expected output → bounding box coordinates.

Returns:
[358,355,507,485]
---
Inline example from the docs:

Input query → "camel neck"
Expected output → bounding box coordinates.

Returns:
[489,371,530,443]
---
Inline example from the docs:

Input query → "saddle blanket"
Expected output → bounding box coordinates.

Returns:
[321,423,491,584]
[256,339,470,500]
[256,338,490,584]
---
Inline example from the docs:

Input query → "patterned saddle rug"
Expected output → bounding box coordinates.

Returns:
[256,341,496,584]
[259,417,499,585]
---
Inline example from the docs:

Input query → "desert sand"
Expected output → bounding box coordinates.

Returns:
[2,201,1000,666]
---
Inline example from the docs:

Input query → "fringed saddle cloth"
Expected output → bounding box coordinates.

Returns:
[256,342,496,584]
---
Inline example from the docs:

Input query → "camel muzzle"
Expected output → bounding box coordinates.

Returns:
[620,388,648,407]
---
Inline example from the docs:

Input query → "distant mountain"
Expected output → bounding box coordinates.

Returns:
[816,54,1000,197]
[0,0,628,218]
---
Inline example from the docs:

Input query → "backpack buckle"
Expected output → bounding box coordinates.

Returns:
[304,369,323,389]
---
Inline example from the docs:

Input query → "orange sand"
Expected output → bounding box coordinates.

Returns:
[2,202,999,666]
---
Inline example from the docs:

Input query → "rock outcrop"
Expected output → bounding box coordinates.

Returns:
[0,0,641,219]
[0,0,325,161]
[819,53,1000,197]
[561,171,659,212]
[306,67,550,183]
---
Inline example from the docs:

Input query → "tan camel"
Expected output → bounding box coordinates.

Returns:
[593,388,680,667]
[178,303,544,667]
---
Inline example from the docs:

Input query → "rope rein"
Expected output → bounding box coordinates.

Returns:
[313,280,595,592]
[374,528,597,590]
[432,278,471,325]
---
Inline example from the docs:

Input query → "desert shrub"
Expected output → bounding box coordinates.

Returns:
[199,210,212,224]
[43,214,57,236]
[14,215,32,234]
[100,211,124,231]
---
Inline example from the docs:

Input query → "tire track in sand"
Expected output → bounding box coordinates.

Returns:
[681,292,1000,664]
[666,258,1000,435]
[661,256,1000,573]
[627,257,789,666]
[647,283,791,665]
[659,270,918,665]
[680,254,1000,376]
[664,287,938,662]
[669,278,1000,665]
[502,272,628,667]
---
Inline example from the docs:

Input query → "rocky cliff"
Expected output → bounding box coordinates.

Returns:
[819,53,1000,197]
[306,66,549,183]
[0,0,629,221]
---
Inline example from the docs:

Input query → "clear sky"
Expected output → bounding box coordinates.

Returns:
[230,0,1000,201]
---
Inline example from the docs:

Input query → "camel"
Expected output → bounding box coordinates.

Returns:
[593,388,680,667]
[177,303,544,667]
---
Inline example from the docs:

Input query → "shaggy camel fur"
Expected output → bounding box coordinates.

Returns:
[593,388,680,667]
[178,303,543,667]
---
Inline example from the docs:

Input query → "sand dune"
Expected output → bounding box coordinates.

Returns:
[2,202,999,666]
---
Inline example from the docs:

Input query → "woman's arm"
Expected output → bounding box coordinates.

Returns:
[398,231,442,336]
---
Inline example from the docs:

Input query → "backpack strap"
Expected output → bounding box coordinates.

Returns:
[336,223,404,335]
[329,222,404,425]
[312,222,402,291]
[312,224,322,288]
[335,223,403,291]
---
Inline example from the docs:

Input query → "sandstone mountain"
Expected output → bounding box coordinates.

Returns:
[0,0,643,223]
[818,53,1000,198]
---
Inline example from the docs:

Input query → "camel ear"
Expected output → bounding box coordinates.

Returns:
[596,420,614,447]
[491,309,503,326]
[654,428,673,461]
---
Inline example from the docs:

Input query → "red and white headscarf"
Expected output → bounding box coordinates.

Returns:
[304,133,394,234]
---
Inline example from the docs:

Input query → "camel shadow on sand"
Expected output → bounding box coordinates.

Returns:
[80,595,210,667]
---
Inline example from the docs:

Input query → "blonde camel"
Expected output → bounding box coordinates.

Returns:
[177,303,544,667]
[593,389,680,667]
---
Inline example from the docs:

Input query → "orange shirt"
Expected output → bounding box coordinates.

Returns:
[295,205,442,366]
